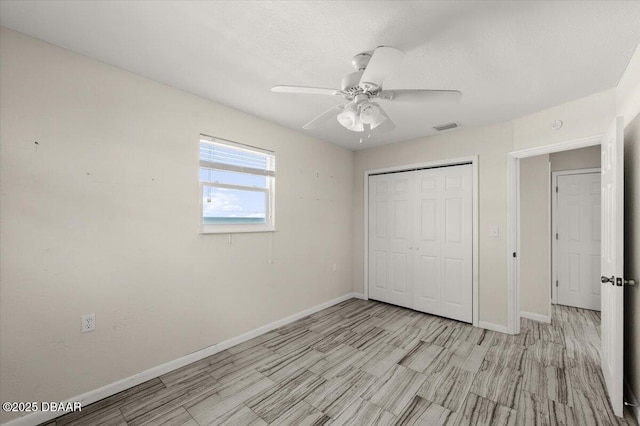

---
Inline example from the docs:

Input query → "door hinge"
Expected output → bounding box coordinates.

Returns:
[556,186,558,193]
[556,233,559,240]
[556,280,559,287]
[513,252,517,258]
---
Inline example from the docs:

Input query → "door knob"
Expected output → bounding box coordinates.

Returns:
[601,276,615,284]
[626,279,637,287]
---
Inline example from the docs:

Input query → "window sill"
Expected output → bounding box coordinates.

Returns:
[200,225,276,234]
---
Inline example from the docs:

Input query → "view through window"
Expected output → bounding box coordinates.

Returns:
[199,135,275,232]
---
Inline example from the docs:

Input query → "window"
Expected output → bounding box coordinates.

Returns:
[199,134,275,233]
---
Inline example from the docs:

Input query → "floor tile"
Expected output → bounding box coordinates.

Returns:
[328,397,396,426]
[303,366,375,418]
[363,364,427,416]
[311,327,358,353]
[308,344,364,380]
[395,395,455,426]
[270,400,329,426]
[121,374,217,426]
[257,346,325,383]
[521,358,573,406]
[417,363,475,412]
[398,341,444,373]
[456,392,517,426]
[207,403,266,426]
[247,369,326,423]
[185,377,274,425]
[469,360,522,409]
[146,407,198,426]
[357,343,408,377]
[483,343,526,371]
[459,345,488,373]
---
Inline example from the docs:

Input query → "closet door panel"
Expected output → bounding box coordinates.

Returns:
[439,165,473,322]
[368,172,413,309]
[414,173,441,314]
[413,165,472,322]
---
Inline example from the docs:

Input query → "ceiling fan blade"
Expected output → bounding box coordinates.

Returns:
[303,104,346,129]
[379,89,462,103]
[271,85,342,96]
[375,108,395,133]
[359,46,404,91]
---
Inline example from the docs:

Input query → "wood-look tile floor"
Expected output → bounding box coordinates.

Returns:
[45,299,637,426]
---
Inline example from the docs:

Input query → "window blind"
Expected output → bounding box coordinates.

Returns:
[200,135,275,177]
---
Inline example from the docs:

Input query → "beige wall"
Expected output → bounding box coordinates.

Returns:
[550,145,601,172]
[0,28,354,422]
[617,42,640,127]
[623,109,640,414]
[519,155,550,318]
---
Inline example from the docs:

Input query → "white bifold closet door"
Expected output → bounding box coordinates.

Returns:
[368,164,473,323]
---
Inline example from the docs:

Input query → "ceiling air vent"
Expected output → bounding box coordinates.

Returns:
[433,122,460,132]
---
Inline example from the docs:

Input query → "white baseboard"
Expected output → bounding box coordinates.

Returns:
[478,320,510,334]
[1,292,360,426]
[625,377,640,424]
[520,311,552,324]
[352,292,366,300]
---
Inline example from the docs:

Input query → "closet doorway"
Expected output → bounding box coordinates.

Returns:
[365,158,478,324]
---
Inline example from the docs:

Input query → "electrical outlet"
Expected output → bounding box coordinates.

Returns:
[81,314,95,333]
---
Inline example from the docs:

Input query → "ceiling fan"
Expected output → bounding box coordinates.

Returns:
[271,46,462,135]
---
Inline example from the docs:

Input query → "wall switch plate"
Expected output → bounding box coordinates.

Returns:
[489,226,500,237]
[81,313,96,333]
[332,263,337,272]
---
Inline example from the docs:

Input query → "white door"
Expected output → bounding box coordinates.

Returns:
[368,171,414,309]
[413,165,473,322]
[600,117,624,417]
[369,165,473,323]
[556,172,601,311]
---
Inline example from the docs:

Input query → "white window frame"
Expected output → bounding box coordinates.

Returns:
[199,134,275,234]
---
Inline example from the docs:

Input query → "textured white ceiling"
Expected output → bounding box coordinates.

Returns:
[2,1,640,150]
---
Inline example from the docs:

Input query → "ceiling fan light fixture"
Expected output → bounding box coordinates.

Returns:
[359,102,387,129]
[337,104,364,132]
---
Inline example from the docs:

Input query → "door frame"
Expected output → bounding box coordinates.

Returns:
[363,156,479,327]
[551,168,601,305]
[507,135,602,334]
